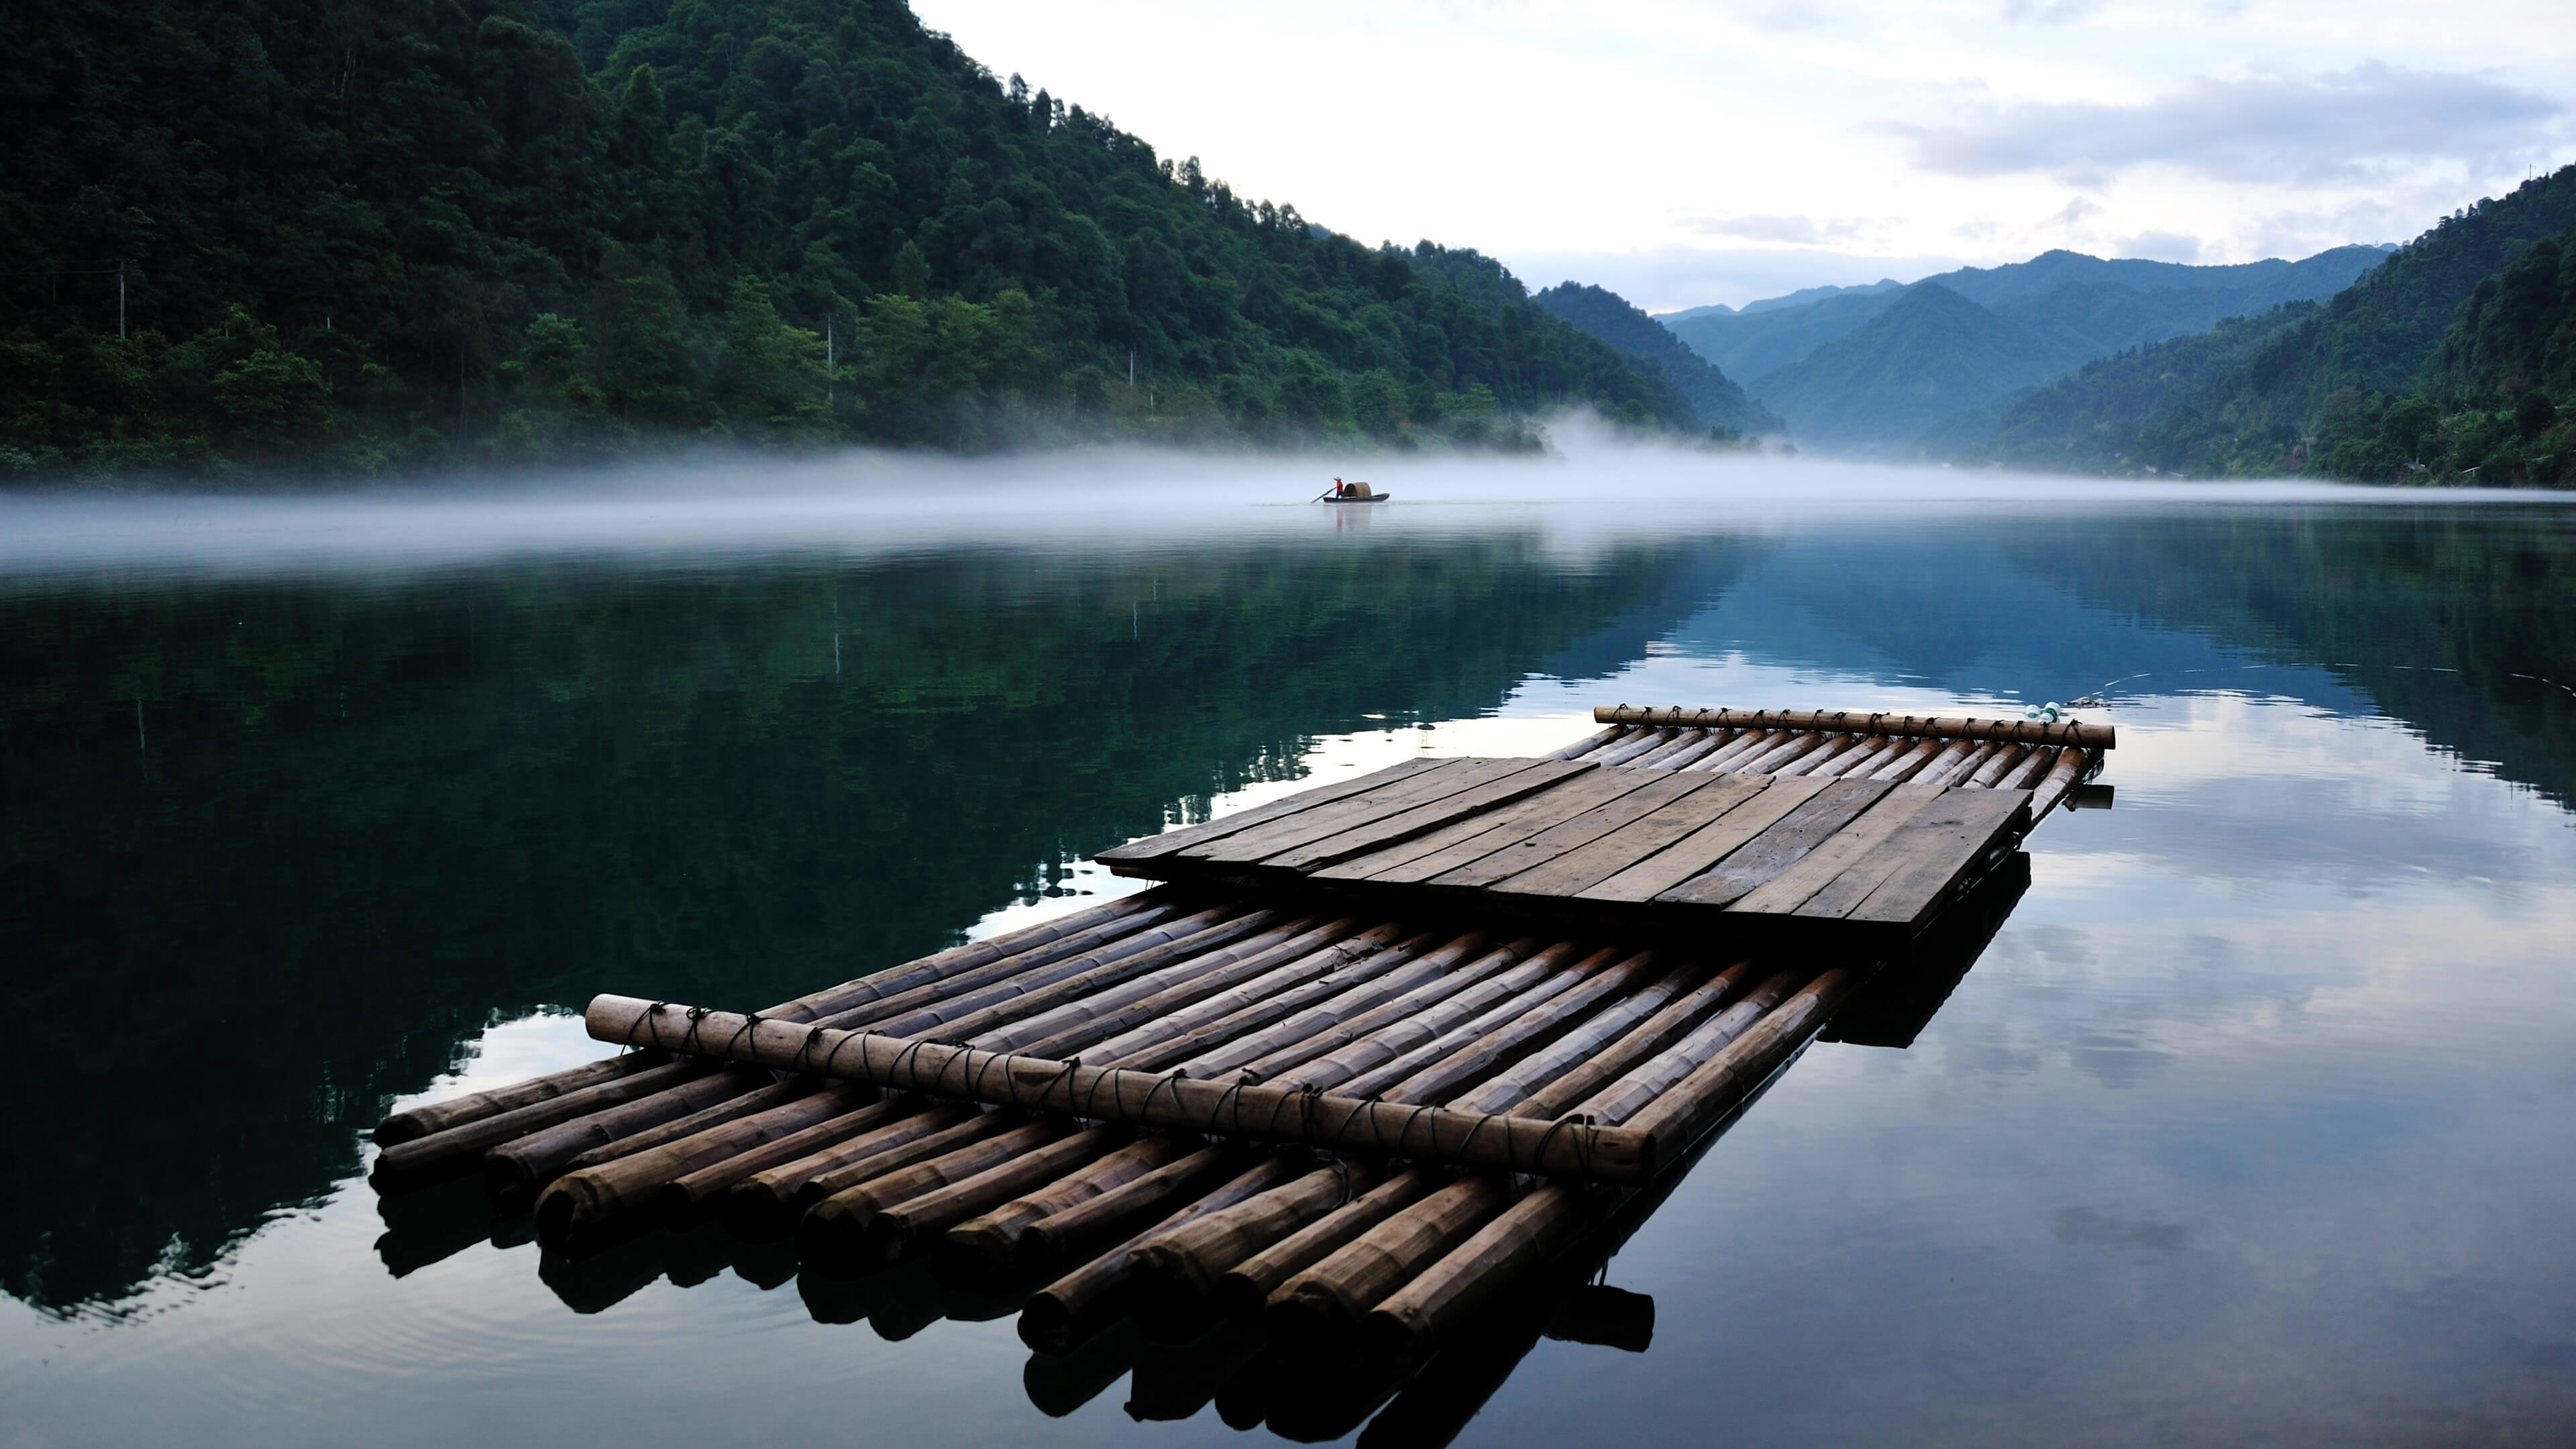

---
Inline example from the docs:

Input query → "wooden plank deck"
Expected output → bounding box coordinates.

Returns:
[1098,709,2108,947]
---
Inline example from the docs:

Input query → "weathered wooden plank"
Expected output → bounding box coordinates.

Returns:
[1483,774,1774,900]
[1314,767,1666,883]
[1097,757,1446,863]
[1427,770,1733,890]
[1656,777,1896,908]
[1575,775,1833,904]
[1179,758,1533,865]
[1255,759,1595,873]
[1843,788,2032,926]
[1725,780,1947,916]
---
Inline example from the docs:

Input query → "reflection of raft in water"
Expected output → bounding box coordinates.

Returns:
[366,705,2111,1431]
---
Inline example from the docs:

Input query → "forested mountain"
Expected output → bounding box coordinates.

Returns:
[1669,247,2383,386]
[0,0,1687,480]
[1747,283,2092,450]
[2306,225,2575,485]
[1532,282,1780,436]
[1980,165,2576,478]
[1670,290,1911,386]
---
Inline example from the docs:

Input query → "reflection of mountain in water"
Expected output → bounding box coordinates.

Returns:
[1650,515,2576,814]
[0,537,1738,1312]
[1661,529,2372,713]
[2000,509,2576,813]
[11,506,2573,1316]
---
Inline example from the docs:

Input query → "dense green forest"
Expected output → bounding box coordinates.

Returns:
[2304,226,2575,484]
[1978,166,2576,482]
[1531,282,1778,437]
[0,0,1690,480]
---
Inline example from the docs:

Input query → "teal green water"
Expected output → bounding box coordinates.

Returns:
[4,472,2573,1445]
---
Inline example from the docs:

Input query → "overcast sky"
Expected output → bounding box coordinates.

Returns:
[911,0,2575,309]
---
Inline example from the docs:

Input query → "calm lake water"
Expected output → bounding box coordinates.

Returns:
[5,451,2573,1446]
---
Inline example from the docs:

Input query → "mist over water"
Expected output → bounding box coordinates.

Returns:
[4,434,2557,582]
[5,450,2575,1446]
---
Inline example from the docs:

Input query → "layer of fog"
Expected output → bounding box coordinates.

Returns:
[2,419,2564,581]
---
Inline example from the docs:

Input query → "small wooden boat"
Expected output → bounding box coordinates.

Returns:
[1319,481,1391,503]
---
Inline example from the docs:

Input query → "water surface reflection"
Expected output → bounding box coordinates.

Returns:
[4,484,2573,1446]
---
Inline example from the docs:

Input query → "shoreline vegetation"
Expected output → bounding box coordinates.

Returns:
[1,0,1760,487]
[3,0,2568,489]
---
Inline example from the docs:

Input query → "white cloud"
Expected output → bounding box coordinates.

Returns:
[914,1,2576,309]
[2002,0,2107,23]
[1680,214,1872,245]
[2117,228,2205,261]
[1907,62,2565,184]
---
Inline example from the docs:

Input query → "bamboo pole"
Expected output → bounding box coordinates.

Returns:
[1589,728,1674,767]
[1623,729,1713,769]
[1737,731,1830,774]
[1265,1174,1508,1348]
[1444,959,1707,1116]
[1548,724,1630,760]
[370,891,1164,1146]
[1083,923,1422,1069]
[798,1119,1080,1271]
[855,906,1283,1041]
[1126,1163,1380,1333]
[1924,741,1999,787]
[483,1067,786,1205]
[942,1134,1195,1273]
[1362,949,1661,1106]
[1014,1144,1242,1268]
[559,1077,824,1173]
[1138,930,1497,1077]
[1571,967,1807,1126]
[1967,742,2029,787]
[1214,1169,1436,1319]
[856,1127,1124,1269]
[1236,939,1583,1091]
[368,1059,716,1191]
[372,1051,669,1147]
[1018,1158,1299,1354]
[2000,744,2059,791]
[1828,737,1907,780]
[2029,747,2094,816]
[1593,706,2115,749]
[1627,967,1868,1166]
[1642,730,1733,771]
[531,1083,875,1247]
[1360,1183,1596,1363]
[584,996,1650,1182]
[1503,961,1757,1121]
[659,1093,908,1221]
[1687,727,1785,773]
[721,1102,987,1236]
[1131,935,1521,1087]
[1774,733,1864,778]
[1322,948,1627,1102]
[1868,736,1948,782]
[975,914,1352,1057]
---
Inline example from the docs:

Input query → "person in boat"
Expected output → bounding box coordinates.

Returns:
[1333,477,1350,498]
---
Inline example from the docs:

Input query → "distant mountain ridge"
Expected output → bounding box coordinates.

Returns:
[1532,283,1781,435]
[1985,165,2576,478]
[1666,247,2390,442]
[1661,278,1903,324]
[1746,283,2090,449]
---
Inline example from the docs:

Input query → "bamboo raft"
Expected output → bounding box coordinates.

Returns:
[367,706,2107,1428]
